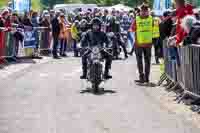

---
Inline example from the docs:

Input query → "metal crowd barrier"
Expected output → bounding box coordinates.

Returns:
[0,25,75,66]
[0,28,15,63]
[162,38,177,82]
[162,38,200,97]
[0,26,50,66]
[179,45,200,95]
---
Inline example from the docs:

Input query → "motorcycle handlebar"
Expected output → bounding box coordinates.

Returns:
[81,47,113,57]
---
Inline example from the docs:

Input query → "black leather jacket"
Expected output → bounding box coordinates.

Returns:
[81,30,110,48]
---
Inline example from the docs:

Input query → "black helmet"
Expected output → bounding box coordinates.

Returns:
[90,17,102,26]
[80,19,88,27]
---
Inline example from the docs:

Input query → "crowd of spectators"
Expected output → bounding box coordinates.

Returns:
[0,7,135,59]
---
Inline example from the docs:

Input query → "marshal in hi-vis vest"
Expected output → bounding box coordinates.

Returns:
[153,17,160,38]
[136,16,153,45]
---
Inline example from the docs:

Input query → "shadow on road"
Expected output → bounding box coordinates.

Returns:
[136,82,157,87]
[12,58,37,64]
[80,88,117,95]
[0,58,37,70]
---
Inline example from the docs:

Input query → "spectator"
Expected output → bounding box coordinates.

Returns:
[121,14,131,32]
[152,12,162,64]
[23,11,33,26]
[175,0,193,45]
[50,10,55,21]
[102,9,109,23]
[40,12,51,55]
[12,13,24,59]
[71,20,80,57]
[182,15,200,45]
[2,9,11,28]
[51,11,61,59]
[128,13,136,55]
[31,11,42,59]
[59,13,68,57]
[159,11,173,40]
[84,11,91,22]
[0,15,4,27]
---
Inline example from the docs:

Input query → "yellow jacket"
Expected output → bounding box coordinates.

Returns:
[71,24,79,40]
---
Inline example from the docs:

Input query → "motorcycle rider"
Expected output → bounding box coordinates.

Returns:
[80,17,112,79]
[106,16,128,59]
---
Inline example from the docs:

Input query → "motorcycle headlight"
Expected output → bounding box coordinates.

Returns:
[91,53,101,59]
[92,47,100,54]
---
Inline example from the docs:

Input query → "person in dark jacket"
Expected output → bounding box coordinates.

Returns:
[51,11,61,59]
[106,16,128,59]
[12,13,24,59]
[40,13,51,55]
[23,12,33,26]
[159,11,173,40]
[0,15,4,27]
[80,18,112,79]
[102,9,109,23]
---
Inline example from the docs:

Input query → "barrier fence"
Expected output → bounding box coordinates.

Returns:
[0,27,50,62]
[163,38,200,96]
[0,25,74,66]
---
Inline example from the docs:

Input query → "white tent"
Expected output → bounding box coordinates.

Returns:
[54,4,98,13]
[108,4,132,12]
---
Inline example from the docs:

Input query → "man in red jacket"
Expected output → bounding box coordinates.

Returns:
[175,0,193,45]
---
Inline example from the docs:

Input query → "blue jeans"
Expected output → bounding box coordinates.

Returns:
[128,31,133,45]
[73,39,78,57]
[169,47,180,66]
[60,39,67,55]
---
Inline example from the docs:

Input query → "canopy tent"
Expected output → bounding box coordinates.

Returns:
[108,4,132,12]
[153,0,173,16]
[54,4,98,13]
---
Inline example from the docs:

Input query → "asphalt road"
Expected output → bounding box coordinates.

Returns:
[0,55,199,133]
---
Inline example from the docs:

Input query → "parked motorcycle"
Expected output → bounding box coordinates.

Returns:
[82,45,112,93]
[121,31,128,47]
[107,32,121,59]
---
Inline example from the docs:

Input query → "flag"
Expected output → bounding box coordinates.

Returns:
[153,0,172,16]
[13,0,31,13]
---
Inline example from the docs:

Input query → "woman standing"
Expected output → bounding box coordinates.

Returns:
[59,13,68,57]
[71,20,80,57]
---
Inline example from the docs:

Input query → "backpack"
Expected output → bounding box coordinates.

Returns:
[184,22,200,45]
[190,22,200,44]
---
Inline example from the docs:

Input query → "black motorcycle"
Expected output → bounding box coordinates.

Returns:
[82,45,112,92]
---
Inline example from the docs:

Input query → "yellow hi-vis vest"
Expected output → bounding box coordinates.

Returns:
[153,17,160,38]
[136,16,153,45]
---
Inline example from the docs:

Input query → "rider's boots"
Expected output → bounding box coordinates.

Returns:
[80,68,87,79]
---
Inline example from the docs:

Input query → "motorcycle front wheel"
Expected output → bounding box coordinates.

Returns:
[92,83,99,93]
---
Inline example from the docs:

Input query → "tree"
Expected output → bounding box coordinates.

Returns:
[35,0,155,9]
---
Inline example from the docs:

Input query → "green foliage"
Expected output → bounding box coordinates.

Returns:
[0,0,8,8]
[0,0,155,10]
[42,0,154,8]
